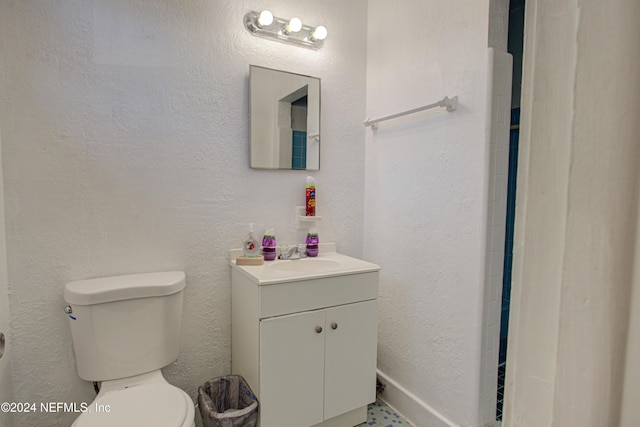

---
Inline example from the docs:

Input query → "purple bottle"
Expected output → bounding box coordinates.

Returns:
[305,229,319,257]
[262,229,277,261]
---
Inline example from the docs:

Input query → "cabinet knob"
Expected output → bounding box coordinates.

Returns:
[331,322,338,330]
[315,326,323,334]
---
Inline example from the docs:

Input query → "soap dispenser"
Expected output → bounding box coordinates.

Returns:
[243,223,260,257]
[237,223,263,265]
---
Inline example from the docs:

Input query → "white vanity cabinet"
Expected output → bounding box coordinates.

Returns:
[230,251,380,427]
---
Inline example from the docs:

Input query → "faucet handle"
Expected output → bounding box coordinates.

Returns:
[278,244,288,259]
[277,243,307,260]
[287,245,301,259]
[297,244,307,258]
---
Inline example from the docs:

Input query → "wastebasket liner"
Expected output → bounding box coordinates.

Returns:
[198,375,258,427]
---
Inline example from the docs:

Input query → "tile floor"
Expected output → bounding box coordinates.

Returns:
[358,400,413,427]
[359,368,507,426]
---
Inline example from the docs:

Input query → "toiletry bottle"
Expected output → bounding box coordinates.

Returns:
[261,228,277,261]
[305,176,316,216]
[306,227,319,257]
[243,223,261,258]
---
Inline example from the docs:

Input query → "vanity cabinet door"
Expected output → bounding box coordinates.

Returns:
[323,300,378,420]
[259,310,326,427]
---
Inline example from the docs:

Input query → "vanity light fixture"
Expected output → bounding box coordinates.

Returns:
[309,25,328,42]
[284,18,302,35]
[244,10,327,50]
[256,10,274,28]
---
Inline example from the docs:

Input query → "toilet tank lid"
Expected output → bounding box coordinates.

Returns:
[64,271,186,306]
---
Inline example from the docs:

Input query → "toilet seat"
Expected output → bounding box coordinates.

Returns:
[73,383,192,427]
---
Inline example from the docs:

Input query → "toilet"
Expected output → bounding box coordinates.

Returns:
[64,271,195,427]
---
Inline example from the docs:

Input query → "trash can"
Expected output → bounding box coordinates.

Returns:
[198,375,259,427]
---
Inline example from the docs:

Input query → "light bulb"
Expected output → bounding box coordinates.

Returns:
[286,18,302,33]
[257,10,273,28]
[311,25,328,41]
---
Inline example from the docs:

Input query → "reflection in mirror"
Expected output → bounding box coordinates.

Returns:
[250,65,320,170]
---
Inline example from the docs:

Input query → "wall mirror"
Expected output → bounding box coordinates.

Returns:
[250,65,320,170]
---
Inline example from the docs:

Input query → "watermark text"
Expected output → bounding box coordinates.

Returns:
[1,401,111,413]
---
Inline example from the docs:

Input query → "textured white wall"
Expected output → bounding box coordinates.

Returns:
[364,1,496,426]
[0,1,367,425]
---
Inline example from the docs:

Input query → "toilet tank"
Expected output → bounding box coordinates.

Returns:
[64,271,186,381]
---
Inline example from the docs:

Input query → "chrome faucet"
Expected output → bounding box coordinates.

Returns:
[279,244,307,260]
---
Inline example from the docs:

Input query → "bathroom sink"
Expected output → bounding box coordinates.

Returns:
[268,258,342,273]
[230,244,380,285]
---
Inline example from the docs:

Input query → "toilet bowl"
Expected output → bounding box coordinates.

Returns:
[71,371,195,427]
[64,271,195,427]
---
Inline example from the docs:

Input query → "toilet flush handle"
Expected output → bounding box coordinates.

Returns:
[64,305,76,320]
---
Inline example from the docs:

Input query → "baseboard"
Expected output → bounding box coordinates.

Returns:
[376,369,458,427]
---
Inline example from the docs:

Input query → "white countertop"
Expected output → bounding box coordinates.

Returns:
[229,244,380,285]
